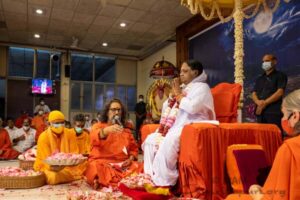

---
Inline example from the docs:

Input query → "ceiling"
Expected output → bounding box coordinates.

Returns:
[0,0,193,59]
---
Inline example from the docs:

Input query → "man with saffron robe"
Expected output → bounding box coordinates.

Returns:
[31,108,48,141]
[85,99,141,189]
[143,60,216,186]
[0,117,20,159]
[33,110,84,185]
[71,114,91,154]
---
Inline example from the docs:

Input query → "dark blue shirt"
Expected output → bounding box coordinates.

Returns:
[253,69,287,114]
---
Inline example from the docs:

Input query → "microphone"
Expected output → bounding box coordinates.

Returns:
[113,115,123,128]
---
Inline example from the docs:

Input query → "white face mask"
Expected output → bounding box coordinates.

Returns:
[23,125,30,131]
[40,101,45,105]
[139,98,143,102]
[262,61,272,71]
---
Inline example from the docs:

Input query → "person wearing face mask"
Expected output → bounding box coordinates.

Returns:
[85,99,142,189]
[31,108,48,141]
[12,118,36,153]
[71,114,90,155]
[33,110,84,185]
[4,117,18,142]
[134,94,147,141]
[84,114,92,131]
[34,98,51,115]
[252,54,287,137]
[226,89,300,200]
[0,117,20,159]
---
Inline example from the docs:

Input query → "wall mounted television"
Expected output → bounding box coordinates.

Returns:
[32,78,53,94]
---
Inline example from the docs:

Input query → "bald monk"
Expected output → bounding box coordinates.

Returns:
[85,99,142,189]
[0,117,20,159]
[226,89,300,200]
[33,110,84,185]
[72,114,91,154]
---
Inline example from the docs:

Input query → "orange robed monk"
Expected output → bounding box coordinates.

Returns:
[0,117,20,159]
[85,98,142,189]
[226,89,300,200]
[34,110,84,185]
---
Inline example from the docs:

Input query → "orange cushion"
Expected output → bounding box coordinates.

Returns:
[226,144,265,193]
[140,124,159,145]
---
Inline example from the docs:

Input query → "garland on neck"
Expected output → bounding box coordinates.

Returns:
[157,96,180,136]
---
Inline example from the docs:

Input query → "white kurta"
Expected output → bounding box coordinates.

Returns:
[142,71,215,186]
[4,126,18,143]
[13,128,36,153]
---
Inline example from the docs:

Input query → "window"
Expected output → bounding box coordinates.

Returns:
[95,84,104,111]
[71,82,81,110]
[83,83,93,111]
[95,56,115,82]
[36,50,50,78]
[127,86,137,111]
[71,54,93,81]
[8,47,34,77]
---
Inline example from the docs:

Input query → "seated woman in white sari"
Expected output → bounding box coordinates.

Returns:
[142,60,216,186]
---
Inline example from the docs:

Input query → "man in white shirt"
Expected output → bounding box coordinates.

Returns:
[4,117,18,143]
[34,98,51,115]
[12,118,36,153]
[142,60,215,186]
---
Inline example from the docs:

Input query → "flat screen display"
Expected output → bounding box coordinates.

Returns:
[32,79,53,94]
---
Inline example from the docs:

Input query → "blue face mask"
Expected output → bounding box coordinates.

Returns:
[75,127,83,134]
[262,61,272,71]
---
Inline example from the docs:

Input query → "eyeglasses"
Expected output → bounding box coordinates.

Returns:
[109,108,122,113]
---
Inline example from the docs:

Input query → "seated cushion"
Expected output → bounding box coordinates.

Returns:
[226,144,269,193]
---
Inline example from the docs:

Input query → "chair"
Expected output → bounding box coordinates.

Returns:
[211,83,242,123]
[226,144,270,194]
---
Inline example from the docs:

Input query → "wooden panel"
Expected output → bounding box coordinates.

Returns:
[176,14,218,67]
[7,79,61,119]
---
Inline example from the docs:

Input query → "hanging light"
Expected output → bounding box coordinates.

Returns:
[150,57,178,79]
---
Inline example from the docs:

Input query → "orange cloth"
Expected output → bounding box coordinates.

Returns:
[0,129,20,159]
[31,115,47,141]
[178,123,282,200]
[140,124,159,145]
[211,83,242,123]
[15,114,30,128]
[33,128,84,185]
[85,122,142,188]
[72,129,91,154]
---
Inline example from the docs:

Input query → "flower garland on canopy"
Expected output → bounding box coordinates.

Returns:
[181,0,289,108]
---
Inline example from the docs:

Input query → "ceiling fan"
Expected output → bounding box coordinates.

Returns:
[68,36,88,51]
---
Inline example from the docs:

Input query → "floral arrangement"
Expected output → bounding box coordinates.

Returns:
[18,146,37,161]
[0,167,42,177]
[67,187,131,200]
[45,152,87,166]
